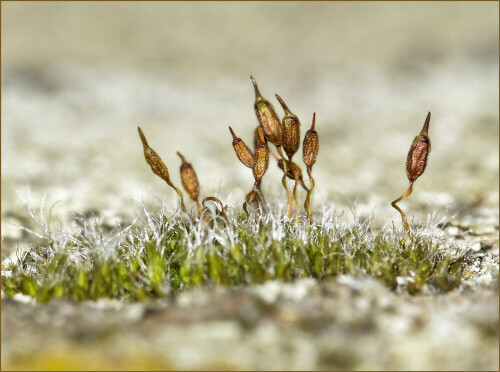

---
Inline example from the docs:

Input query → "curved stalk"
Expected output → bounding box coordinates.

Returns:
[245,182,265,207]
[291,169,301,223]
[254,182,267,214]
[299,178,309,192]
[165,179,189,215]
[391,182,414,236]
[276,146,293,218]
[195,200,203,217]
[304,167,315,222]
[202,196,232,232]
[243,180,265,217]
[269,149,281,162]
[243,192,256,217]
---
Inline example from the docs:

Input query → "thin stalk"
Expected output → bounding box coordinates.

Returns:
[391,182,414,237]
[291,167,301,223]
[272,149,308,219]
[202,196,232,232]
[254,183,267,214]
[245,181,265,209]
[276,146,293,218]
[299,178,309,192]
[195,200,203,217]
[243,192,256,217]
[243,180,265,217]
[165,179,189,215]
[304,167,315,222]
[269,149,280,161]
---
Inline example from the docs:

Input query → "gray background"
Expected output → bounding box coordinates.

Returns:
[1,3,499,370]
[2,2,498,224]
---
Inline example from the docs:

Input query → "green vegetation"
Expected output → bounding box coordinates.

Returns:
[1,203,464,302]
[1,79,461,302]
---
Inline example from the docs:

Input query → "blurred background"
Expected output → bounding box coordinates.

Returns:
[2,2,498,224]
[1,3,499,370]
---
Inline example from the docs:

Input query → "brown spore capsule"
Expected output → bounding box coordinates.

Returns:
[251,76,282,146]
[177,152,200,202]
[138,127,188,215]
[302,113,319,171]
[138,127,170,182]
[406,112,431,183]
[391,112,432,236]
[229,126,254,168]
[276,94,301,160]
[252,127,270,181]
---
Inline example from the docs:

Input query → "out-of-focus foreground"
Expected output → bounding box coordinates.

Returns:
[1,2,498,370]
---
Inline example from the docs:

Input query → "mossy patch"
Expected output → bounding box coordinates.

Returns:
[1,205,465,301]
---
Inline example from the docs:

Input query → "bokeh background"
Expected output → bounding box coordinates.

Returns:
[1,2,499,370]
[2,1,498,224]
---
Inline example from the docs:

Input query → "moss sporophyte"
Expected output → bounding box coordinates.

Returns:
[2,78,459,302]
[391,112,432,237]
[138,127,229,226]
[232,77,320,222]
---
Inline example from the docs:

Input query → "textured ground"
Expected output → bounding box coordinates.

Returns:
[2,276,498,370]
[1,2,499,370]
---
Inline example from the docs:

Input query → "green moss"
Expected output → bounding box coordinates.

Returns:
[1,210,465,301]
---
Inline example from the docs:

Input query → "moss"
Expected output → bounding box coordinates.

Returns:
[1,207,465,301]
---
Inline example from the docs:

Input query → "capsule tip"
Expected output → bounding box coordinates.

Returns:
[311,113,316,130]
[177,151,186,162]
[275,94,290,113]
[138,127,148,147]
[421,111,431,135]
[250,76,261,97]
[229,126,237,140]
